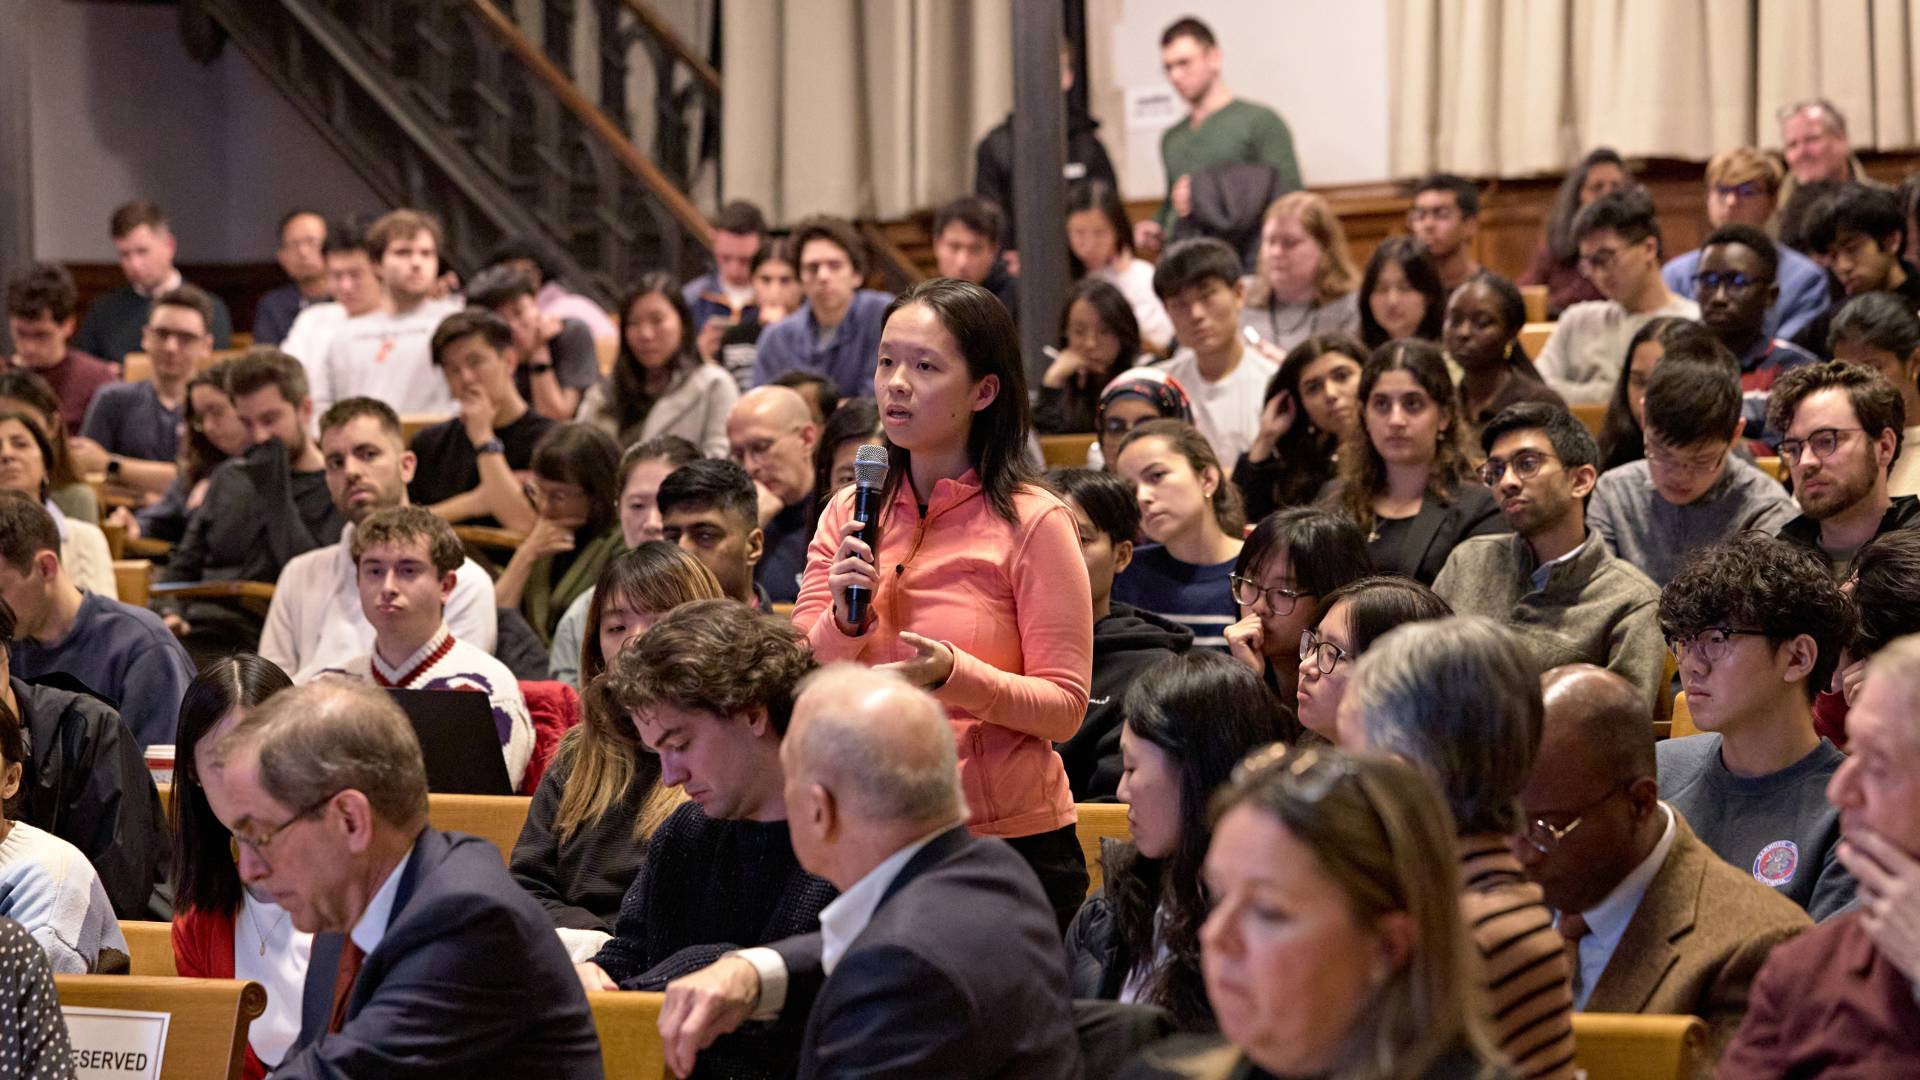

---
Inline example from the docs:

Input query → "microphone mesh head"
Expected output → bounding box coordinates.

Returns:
[852,444,889,488]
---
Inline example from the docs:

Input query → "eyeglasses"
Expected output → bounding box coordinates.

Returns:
[1665,626,1771,665]
[1521,781,1628,855]
[1694,270,1761,294]
[1230,575,1308,614]
[1713,182,1767,201]
[143,326,206,347]
[1479,449,1560,487]
[228,789,342,867]
[1298,629,1350,675]
[1407,206,1461,224]
[1777,427,1865,464]
[1644,444,1724,477]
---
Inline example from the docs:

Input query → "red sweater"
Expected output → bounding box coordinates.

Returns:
[172,907,267,1080]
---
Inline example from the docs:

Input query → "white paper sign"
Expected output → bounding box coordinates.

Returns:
[1124,85,1182,131]
[61,1006,169,1080]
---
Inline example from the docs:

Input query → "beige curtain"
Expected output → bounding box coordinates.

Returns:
[1389,0,1920,179]
[721,0,1011,222]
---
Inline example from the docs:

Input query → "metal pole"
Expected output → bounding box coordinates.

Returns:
[1011,0,1068,394]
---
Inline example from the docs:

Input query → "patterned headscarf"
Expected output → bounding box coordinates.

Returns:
[1096,367,1193,425]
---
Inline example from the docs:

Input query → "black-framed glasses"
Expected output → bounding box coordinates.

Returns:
[1665,626,1771,665]
[1777,427,1865,463]
[1479,449,1561,488]
[1230,575,1308,614]
[1521,781,1628,855]
[1713,181,1766,201]
[1298,629,1350,675]
[228,789,342,867]
[1694,270,1761,294]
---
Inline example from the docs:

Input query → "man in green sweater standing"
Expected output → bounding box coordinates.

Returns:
[1134,17,1301,255]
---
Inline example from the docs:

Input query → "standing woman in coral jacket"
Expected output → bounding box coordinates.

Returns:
[793,278,1094,931]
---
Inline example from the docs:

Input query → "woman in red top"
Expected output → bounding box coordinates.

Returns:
[169,654,311,1080]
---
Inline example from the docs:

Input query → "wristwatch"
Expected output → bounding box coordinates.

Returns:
[105,457,122,480]
[473,437,506,456]
[529,362,555,375]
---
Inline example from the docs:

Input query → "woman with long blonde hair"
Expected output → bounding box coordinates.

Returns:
[1239,193,1363,352]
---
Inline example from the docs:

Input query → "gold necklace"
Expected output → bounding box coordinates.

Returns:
[245,898,289,956]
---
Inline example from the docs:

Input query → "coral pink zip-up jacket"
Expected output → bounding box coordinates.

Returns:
[794,471,1092,838]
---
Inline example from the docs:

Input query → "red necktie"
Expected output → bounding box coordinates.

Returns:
[327,940,366,1034]
[1558,911,1589,998]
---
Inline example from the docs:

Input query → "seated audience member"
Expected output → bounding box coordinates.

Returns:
[4,264,114,431]
[1904,170,1920,264]
[73,199,234,363]
[658,665,1083,1080]
[1121,746,1514,1080]
[1409,173,1483,290]
[682,201,767,356]
[1435,403,1663,710]
[1690,225,1820,449]
[0,493,193,747]
[74,282,212,491]
[253,210,331,346]
[1517,665,1810,1062]
[1341,616,1578,1080]
[1446,271,1566,437]
[494,423,625,645]
[329,506,533,787]
[1067,651,1281,1026]
[1588,338,1798,585]
[658,460,767,608]
[310,208,462,415]
[548,435,702,687]
[1152,237,1279,466]
[1327,339,1505,585]
[0,695,126,974]
[1663,147,1830,343]
[0,371,99,528]
[1656,533,1857,920]
[1521,148,1629,318]
[156,349,344,648]
[281,216,381,369]
[796,280,1096,926]
[486,237,618,345]
[200,678,601,1075]
[717,240,804,389]
[1536,188,1700,404]
[261,399,497,683]
[579,602,835,1078]
[0,915,77,1071]
[1356,236,1446,350]
[769,370,837,429]
[932,196,1018,317]
[1036,279,1147,435]
[1717,635,1920,1076]
[1828,292,1920,496]
[1048,468,1194,800]
[513,544,719,956]
[1091,366,1193,470]
[1,599,165,919]
[1769,360,1916,577]
[1112,420,1245,651]
[1821,528,1920,746]
[117,358,248,544]
[753,216,893,398]
[810,398,879,518]
[1792,183,1920,355]
[1596,316,1708,473]
[1070,180,1175,353]
[1778,99,1873,206]
[410,308,549,533]
[581,273,736,456]
[1777,179,1847,264]
[464,264,600,422]
[0,412,116,598]
[1294,575,1451,742]
[727,387,816,603]
[1237,193,1363,353]
[169,655,312,1079]
[1233,333,1365,521]
[1224,507,1373,711]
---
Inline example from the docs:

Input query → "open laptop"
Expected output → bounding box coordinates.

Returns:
[386,689,515,796]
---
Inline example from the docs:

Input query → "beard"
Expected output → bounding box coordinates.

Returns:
[1797,455,1878,520]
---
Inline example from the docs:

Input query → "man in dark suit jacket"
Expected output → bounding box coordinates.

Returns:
[1516,666,1810,1070]
[198,678,603,1078]
[658,665,1081,1080]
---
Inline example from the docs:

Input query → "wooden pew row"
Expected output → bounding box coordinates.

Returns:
[55,974,265,1080]
[1572,1013,1708,1080]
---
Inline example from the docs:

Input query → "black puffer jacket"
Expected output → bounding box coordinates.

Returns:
[1057,605,1192,802]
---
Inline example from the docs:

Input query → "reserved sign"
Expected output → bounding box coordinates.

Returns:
[61,1005,169,1079]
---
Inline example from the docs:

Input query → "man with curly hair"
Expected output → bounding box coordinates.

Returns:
[1768,360,1917,579]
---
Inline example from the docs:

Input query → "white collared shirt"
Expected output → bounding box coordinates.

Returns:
[1565,802,1676,1010]
[348,837,418,960]
[1529,533,1592,592]
[135,270,184,300]
[733,827,949,1020]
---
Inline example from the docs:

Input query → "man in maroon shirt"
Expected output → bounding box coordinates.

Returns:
[4,264,116,430]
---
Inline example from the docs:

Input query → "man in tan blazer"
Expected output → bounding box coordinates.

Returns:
[1513,665,1811,1067]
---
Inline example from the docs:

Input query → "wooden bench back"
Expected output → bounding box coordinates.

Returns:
[55,974,266,1080]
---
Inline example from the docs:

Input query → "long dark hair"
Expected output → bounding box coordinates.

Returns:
[1548,148,1629,265]
[812,397,878,529]
[1260,333,1367,508]
[532,423,621,536]
[1333,340,1476,535]
[170,654,294,915]
[1106,651,1283,1030]
[1066,179,1136,277]
[1235,507,1374,711]
[1598,316,1701,472]
[602,272,698,439]
[181,359,241,487]
[1059,277,1142,377]
[1357,237,1447,349]
[877,279,1035,524]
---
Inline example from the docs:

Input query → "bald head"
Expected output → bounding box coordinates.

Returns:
[727,385,818,506]
[786,664,964,826]
[734,385,813,430]
[1539,664,1656,786]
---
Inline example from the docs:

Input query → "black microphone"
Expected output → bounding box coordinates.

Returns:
[846,444,889,625]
